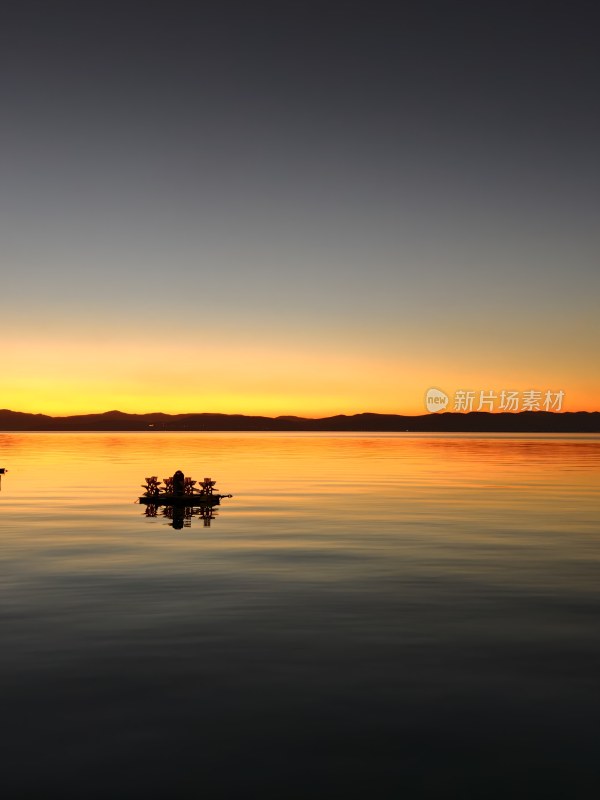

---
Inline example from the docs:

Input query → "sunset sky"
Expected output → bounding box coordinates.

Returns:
[2,1,598,416]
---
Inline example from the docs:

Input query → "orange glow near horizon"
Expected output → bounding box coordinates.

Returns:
[3,329,599,416]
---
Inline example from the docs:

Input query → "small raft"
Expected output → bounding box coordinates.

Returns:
[139,493,230,506]
[138,471,231,507]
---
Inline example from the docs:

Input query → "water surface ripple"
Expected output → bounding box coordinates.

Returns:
[1,433,599,798]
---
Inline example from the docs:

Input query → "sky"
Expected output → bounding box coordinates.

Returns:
[1,0,599,416]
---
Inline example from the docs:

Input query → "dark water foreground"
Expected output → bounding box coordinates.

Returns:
[1,433,599,798]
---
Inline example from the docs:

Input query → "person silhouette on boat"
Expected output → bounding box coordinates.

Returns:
[173,470,185,496]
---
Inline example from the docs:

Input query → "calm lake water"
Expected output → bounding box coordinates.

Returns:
[1,432,599,798]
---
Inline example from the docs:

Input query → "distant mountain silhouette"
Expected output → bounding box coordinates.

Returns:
[0,409,598,432]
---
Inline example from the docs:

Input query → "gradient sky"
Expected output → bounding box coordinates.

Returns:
[1,0,598,415]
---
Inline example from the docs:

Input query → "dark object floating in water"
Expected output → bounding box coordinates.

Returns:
[0,468,6,474]
[138,471,232,506]
[139,494,227,506]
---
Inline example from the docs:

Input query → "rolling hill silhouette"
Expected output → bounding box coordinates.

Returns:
[0,409,598,432]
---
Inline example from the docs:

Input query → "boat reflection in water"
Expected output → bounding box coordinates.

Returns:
[142,502,218,529]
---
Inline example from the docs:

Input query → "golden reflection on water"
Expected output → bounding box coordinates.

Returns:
[2,431,599,488]
[1,432,599,587]
[2,432,600,799]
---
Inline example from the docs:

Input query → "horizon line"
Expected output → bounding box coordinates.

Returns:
[2,408,599,419]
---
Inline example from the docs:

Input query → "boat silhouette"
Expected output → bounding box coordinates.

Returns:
[138,471,232,507]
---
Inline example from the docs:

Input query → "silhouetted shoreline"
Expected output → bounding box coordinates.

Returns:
[1,409,599,432]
